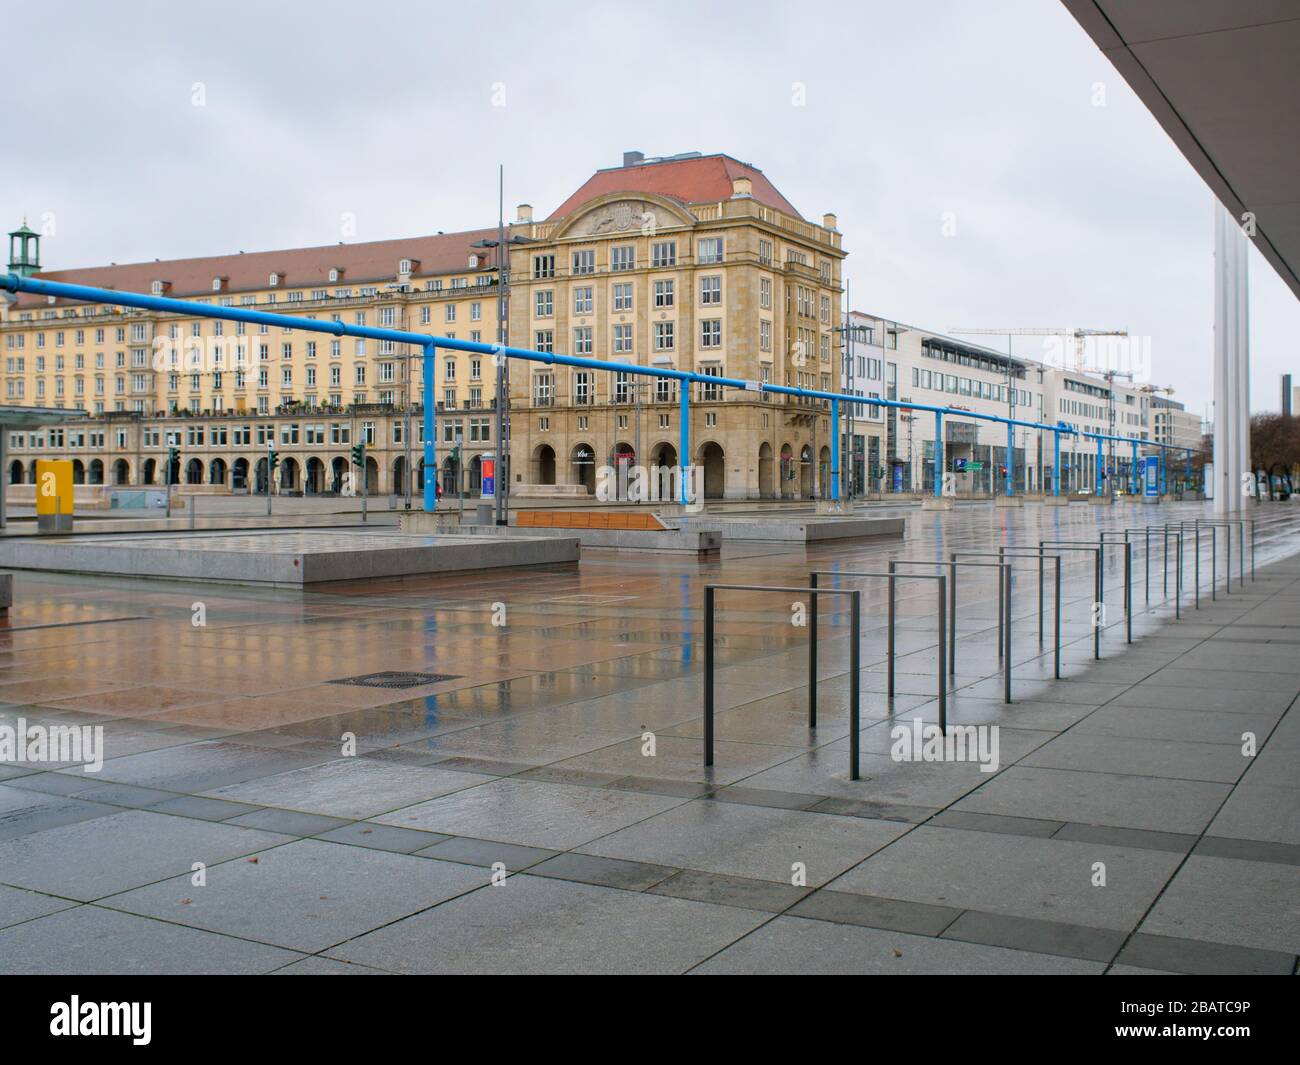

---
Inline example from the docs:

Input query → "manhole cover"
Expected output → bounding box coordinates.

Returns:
[329,671,460,689]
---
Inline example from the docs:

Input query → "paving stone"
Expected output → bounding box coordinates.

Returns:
[203,758,494,820]
[789,889,961,936]
[326,875,768,974]
[1052,822,1198,854]
[579,801,908,887]
[941,910,1126,962]
[315,821,448,854]
[0,808,292,900]
[826,825,1183,931]
[0,784,120,843]
[647,869,811,913]
[1022,732,1249,784]
[101,838,487,953]
[0,905,303,975]
[415,835,557,870]
[1138,855,1300,955]
[693,915,1105,974]
[1116,932,1296,975]
[0,883,78,930]
[373,778,686,850]
[1194,835,1300,866]
[951,765,1231,834]
[930,810,1065,838]
[529,852,678,891]
[224,808,353,837]
[149,795,263,821]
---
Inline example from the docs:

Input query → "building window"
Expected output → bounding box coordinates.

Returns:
[571,249,595,275]
[697,237,723,264]
[651,240,676,268]
[573,286,593,314]
[654,322,675,352]
[613,324,633,354]
[574,327,593,356]
[700,276,721,305]
[534,290,553,317]
[532,254,555,279]
[612,282,632,311]
[700,320,722,349]
[654,280,674,308]
[611,246,635,271]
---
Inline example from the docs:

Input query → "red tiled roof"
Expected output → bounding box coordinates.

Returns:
[13,228,499,309]
[548,154,803,221]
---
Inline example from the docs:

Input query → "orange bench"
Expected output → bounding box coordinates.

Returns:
[515,510,669,531]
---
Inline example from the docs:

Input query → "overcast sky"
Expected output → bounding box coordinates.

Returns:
[5,0,1296,420]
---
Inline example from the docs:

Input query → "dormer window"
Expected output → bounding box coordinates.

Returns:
[151,280,170,296]
[328,267,341,283]
[468,254,479,269]
[268,272,281,287]
[212,277,226,292]
[398,258,412,275]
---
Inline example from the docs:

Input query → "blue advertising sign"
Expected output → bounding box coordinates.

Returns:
[892,466,903,492]
[1143,456,1159,497]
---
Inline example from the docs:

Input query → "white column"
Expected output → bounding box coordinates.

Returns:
[1214,201,1250,514]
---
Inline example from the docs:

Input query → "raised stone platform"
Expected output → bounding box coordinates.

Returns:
[674,514,905,543]
[401,511,718,554]
[0,529,579,586]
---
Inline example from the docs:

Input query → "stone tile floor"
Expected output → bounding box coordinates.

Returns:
[0,501,1298,974]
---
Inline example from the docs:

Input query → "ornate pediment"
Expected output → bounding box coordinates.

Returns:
[557,195,693,239]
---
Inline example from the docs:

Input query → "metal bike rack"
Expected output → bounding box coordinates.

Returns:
[704,583,862,778]
[954,549,1063,680]
[1106,527,1182,620]
[810,570,948,734]
[885,558,1011,702]
[1190,518,1251,595]
[1044,538,1132,644]
[1038,541,1108,659]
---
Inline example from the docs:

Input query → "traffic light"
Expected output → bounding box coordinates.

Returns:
[167,446,179,468]
[267,448,280,473]
[449,443,459,465]
[351,442,366,467]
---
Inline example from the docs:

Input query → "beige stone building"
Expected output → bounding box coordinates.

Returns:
[3,151,848,502]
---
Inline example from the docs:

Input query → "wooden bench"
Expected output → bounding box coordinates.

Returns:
[515,510,669,531]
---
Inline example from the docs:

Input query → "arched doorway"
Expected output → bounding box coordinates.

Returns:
[112,459,130,485]
[209,458,227,486]
[758,442,774,499]
[255,457,269,494]
[799,445,813,498]
[442,455,459,496]
[700,442,725,500]
[232,458,249,491]
[143,458,157,486]
[364,456,379,494]
[818,446,831,499]
[571,443,596,494]
[468,454,482,495]
[330,457,347,493]
[9,460,24,485]
[392,456,407,497]
[779,444,794,498]
[88,459,104,485]
[416,459,426,491]
[534,444,556,485]
[305,458,324,495]
[281,457,300,492]
[185,458,204,485]
[72,459,85,485]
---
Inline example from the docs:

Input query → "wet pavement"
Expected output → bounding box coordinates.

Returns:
[1,500,1297,974]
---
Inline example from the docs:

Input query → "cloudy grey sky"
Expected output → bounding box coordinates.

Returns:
[5,0,1296,419]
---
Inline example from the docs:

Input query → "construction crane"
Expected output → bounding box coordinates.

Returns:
[948,328,1128,374]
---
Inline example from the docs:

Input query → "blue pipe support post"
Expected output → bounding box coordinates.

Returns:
[1095,435,1104,495]
[1053,429,1061,497]
[678,384,690,506]
[1005,421,1014,497]
[933,411,944,498]
[831,399,840,502]
[423,343,437,513]
[1159,451,1167,496]
[1131,440,1139,495]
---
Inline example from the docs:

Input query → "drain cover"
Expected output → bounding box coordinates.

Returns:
[329,671,460,689]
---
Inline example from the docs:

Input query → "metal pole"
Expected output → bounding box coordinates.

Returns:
[1195,523,1201,607]
[948,559,957,676]
[1124,541,1132,643]
[933,411,943,498]
[1037,547,1045,643]
[1053,554,1061,679]
[831,398,840,502]
[936,577,947,731]
[996,547,1004,661]
[1003,562,1012,704]
[1053,429,1061,497]
[850,590,861,780]
[423,343,437,513]
[679,385,690,506]
[887,565,897,699]
[1094,548,1101,659]
[808,572,818,729]
[704,586,714,768]
[1212,525,1217,600]
[1005,421,1013,497]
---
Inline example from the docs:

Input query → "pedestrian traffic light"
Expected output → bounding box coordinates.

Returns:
[351,442,365,467]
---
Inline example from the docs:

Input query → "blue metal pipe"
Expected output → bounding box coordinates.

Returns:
[678,384,689,506]
[1053,430,1061,497]
[1005,421,1013,497]
[831,399,840,502]
[933,411,944,498]
[423,343,436,513]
